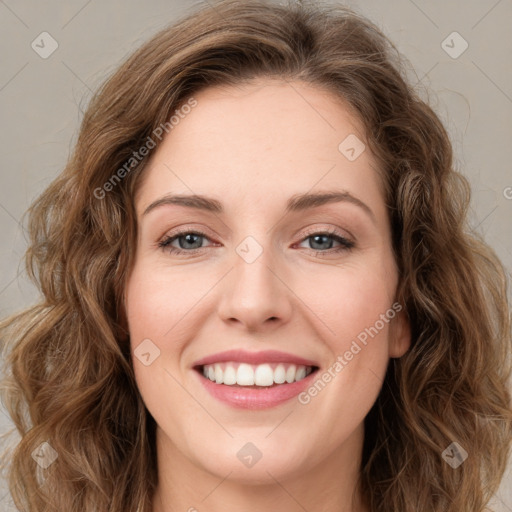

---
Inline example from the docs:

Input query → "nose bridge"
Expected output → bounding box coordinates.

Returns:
[216,232,293,329]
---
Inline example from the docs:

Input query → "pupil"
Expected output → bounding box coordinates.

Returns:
[183,233,200,249]
[312,234,331,250]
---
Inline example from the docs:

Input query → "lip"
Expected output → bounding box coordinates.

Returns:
[194,367,319,409]
[192,349,319,368]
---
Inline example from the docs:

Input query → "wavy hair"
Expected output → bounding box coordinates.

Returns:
[1,1,510,511]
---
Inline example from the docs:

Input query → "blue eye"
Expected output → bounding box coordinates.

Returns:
[157,228,355,256]
[298,231,355,252]
[158,231,210,255]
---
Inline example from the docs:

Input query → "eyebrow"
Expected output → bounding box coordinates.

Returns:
[142,190,376,223]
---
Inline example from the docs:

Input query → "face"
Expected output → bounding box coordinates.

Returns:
[124,78,410,485]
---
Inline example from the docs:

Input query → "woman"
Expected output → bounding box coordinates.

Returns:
[1,1,510,511]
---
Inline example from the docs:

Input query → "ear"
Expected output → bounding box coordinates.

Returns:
[388,308,411,358]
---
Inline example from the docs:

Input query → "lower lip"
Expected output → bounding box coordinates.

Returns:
[195,369,318,409]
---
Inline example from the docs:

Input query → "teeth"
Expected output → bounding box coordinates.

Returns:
[215,365,223,384]
[285,365,296,383]
[237,363,254,385]
[295,366,306,381]
[223,365,237,385]
[201,361,314,386]
[274,364,286,384]
[254,364,274,386]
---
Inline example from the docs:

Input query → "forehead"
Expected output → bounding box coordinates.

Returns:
[135,79,384,218]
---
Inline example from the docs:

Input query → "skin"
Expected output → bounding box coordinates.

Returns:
[123,78,411,512]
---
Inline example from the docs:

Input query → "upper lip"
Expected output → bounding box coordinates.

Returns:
[192,349,319,368]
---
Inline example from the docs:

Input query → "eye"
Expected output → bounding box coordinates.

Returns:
[296,227,355,254]
[157,227,355,256]
[158,230,213,255]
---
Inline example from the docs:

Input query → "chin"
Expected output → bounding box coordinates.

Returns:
[184,434,315,484]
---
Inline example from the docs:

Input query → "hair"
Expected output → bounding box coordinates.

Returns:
[1,0,510,511]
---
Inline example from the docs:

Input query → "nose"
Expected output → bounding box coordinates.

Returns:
[216,242,293,333]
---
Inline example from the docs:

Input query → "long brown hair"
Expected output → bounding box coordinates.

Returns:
[1,1,510,510]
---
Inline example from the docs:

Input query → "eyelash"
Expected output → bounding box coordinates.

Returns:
[157,227,355,256]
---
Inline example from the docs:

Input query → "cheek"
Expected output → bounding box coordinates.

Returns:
[293,258,396,411]
[301,264,396,404]
[125,263,206,340]
[295,256,396,345]
[124,263,219,398]
[124,265,192,425]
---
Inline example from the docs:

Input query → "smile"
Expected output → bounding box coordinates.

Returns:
[200,362,315,387]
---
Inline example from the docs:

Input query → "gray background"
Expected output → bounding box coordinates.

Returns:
[0,0,510,510]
